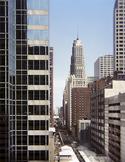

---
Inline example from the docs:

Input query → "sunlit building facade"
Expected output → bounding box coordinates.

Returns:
[114,0,125,73]
[70,37,86,80]
[94,55,114,79]
[0,0,50,162]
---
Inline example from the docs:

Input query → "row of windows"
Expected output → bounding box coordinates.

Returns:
[27,30,48,41]
[28,75,48,85]
[29,120,48,130]
[16,45,27,54]
[116,48,125,51]
[27,0,49,10]
[0,106,5,114]
[0,55,6,66]
[115,55,125,59]
[16,0,49,10]
[10,105,49,116]
[17,60,27,69]
[28,46,48,55]
[16,75,27,84]
[116,41,125,43]
[16,90,27,100]
[109,110,120,113]
[28,90,48,100]
[11,151,27,161]
[15,106,27,115]
[16,14,48,25]
[0,5,6,17]
[116,45,125,47]
[28,15,48,26]
[4,89,49,102]
[116,13,125,16]
[16,45,48,55]
[109,117,120,121]
[16,121,27,130]
[0,88,5,98]
[29,105,48,115]
[29,135,48,145]
[11,150,49,161]
[16,0,27,10]
[16,136,27,145]
[16,30,48,41]
[11,135,49,146]
[16,29,27,40]
[16,14,27,25]
[29,150,49,160]
[0,37,6,48]
[116,21,125,24]
[0,72,6,82]
[28,60,48,70]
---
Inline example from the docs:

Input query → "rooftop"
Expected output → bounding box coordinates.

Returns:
[59,145,79,162]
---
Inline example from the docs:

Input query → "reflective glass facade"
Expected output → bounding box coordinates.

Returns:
[0,0,50,161]
[0,1,9,162]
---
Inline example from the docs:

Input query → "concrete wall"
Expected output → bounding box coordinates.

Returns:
[121,100,125,162]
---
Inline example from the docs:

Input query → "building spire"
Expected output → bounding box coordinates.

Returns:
[77,25,79,40]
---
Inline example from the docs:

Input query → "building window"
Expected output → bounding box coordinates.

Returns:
[29,135,48,145]
[28,90,48,100]
[29,120,49,130]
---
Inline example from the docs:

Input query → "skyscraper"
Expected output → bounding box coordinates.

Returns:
[0,1,10,161]
[49,47,54,126]
[70,37,86,79]
[0,0,50,162]
[114,0,125,73]
[63,37,87,131]
[94,55,114,79]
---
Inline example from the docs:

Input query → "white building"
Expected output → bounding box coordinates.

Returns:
[114,0,125,73]
[94,55,114,79]
[105,80,125,162]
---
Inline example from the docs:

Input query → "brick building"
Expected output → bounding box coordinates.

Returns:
[71,87,90,137]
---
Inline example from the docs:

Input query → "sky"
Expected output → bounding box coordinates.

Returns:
[50,0,115,110]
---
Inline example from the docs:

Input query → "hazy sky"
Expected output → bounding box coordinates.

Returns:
[50,0,115,110]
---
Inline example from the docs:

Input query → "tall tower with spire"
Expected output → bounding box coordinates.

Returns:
[70,37,86,79]
[63,37,88,132]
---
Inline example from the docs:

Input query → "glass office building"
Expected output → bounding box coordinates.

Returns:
[0,0,50,161]
[0,1,9,161]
